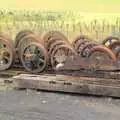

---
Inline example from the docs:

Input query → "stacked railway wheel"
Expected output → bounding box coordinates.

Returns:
[0,32,13,71]
[72,35,90,51]
[42,31,76,70]
[72,34,117,70]
[87,45,116,70]
[15,30,34,48]
[109,41,120,59]
[102,36,120,47]
[15,30,48,73]
[14,30,34,66]
[42,31,69,49]
[72,35,98,57]
[21,42,48,73]
[102,36,120,60]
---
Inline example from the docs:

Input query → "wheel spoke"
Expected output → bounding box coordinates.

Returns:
[3,56,10,61]
[21,43,48,73]
[39,58,45,63]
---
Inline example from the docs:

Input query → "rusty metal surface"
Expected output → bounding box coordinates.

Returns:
[76,40,90,56]
[72,35,92,49]
[87,45,116,70]
[81,42,98,57]
[50,44,77,70]
[49,40,68,55]
[0,32,13,48]
[102,36,120,47]
[1,31,120,79]
[15,30,34,48]
[0,37,13,71]
[42,31,68,49]
[109,41,120,58]
[20,42,48,73]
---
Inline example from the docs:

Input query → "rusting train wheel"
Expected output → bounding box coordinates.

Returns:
[108,41,120,56]
[81,42,98,57]
[0,32,13,48]
[49,40,68,55]
[102,36,120,47]
[0,37,13,71]
[51,44,76,70]
[42,31,68,48]
[76,40,90,56]
[21,42,48,73]
[72,35,91,50]
[109,41,120,60]
[46,37,63,51]
[88,45,116,70]
[15,30,34,48]
[17,34,40,61]
[47,38,70,67]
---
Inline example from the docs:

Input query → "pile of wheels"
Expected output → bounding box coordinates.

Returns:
[0,30,76,73]
[0,30,120,73]
[72,35,117,70]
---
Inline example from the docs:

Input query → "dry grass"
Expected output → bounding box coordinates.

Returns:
[0,9,120,41]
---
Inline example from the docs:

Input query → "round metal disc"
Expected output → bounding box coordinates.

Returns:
[109,41,120,56]
[0,32,13,48]
[0,38,13,71]
[72,35,92,50]
[47,37,63,51]
[42,31,68,48]
[49,40,68,55]
[17,34,40,62]
[15,30,34,48]
[50,44,76,70]
[48,39,69,66]
[76,40,90,56]
[81,42,98,57]
[102,36,120,47]
[21,42,48,73]
[88,45,116,70]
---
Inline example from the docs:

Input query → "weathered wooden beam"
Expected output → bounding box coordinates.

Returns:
[13,74,120,98]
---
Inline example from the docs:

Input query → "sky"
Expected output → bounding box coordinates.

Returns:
[0,0,120,12]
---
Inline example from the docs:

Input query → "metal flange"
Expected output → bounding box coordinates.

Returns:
[21,42,48,73]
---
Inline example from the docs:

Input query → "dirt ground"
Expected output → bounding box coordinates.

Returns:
[0,89,120,120]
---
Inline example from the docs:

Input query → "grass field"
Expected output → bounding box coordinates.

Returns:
[0,9,120,41]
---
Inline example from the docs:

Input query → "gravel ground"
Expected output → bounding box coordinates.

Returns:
[0,90,119,120]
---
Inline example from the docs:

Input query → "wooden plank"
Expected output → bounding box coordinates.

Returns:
[13,74,120,98]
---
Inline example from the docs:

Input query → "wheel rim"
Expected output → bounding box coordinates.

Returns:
[21,42,48,73]
[88,45,116,70]
[81,42,98,57]
[47,37,63,51]
[17,34,40,61]
[76,40,90,56]
[15,30,34,48]
[0,38,13,70]
[102,36,120,47]
[0,32,13,48]
[42,31,68,48]
[73,35,91,49]
[51,44,76,69]
[109,41,120,56]
[49,40,68,55]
